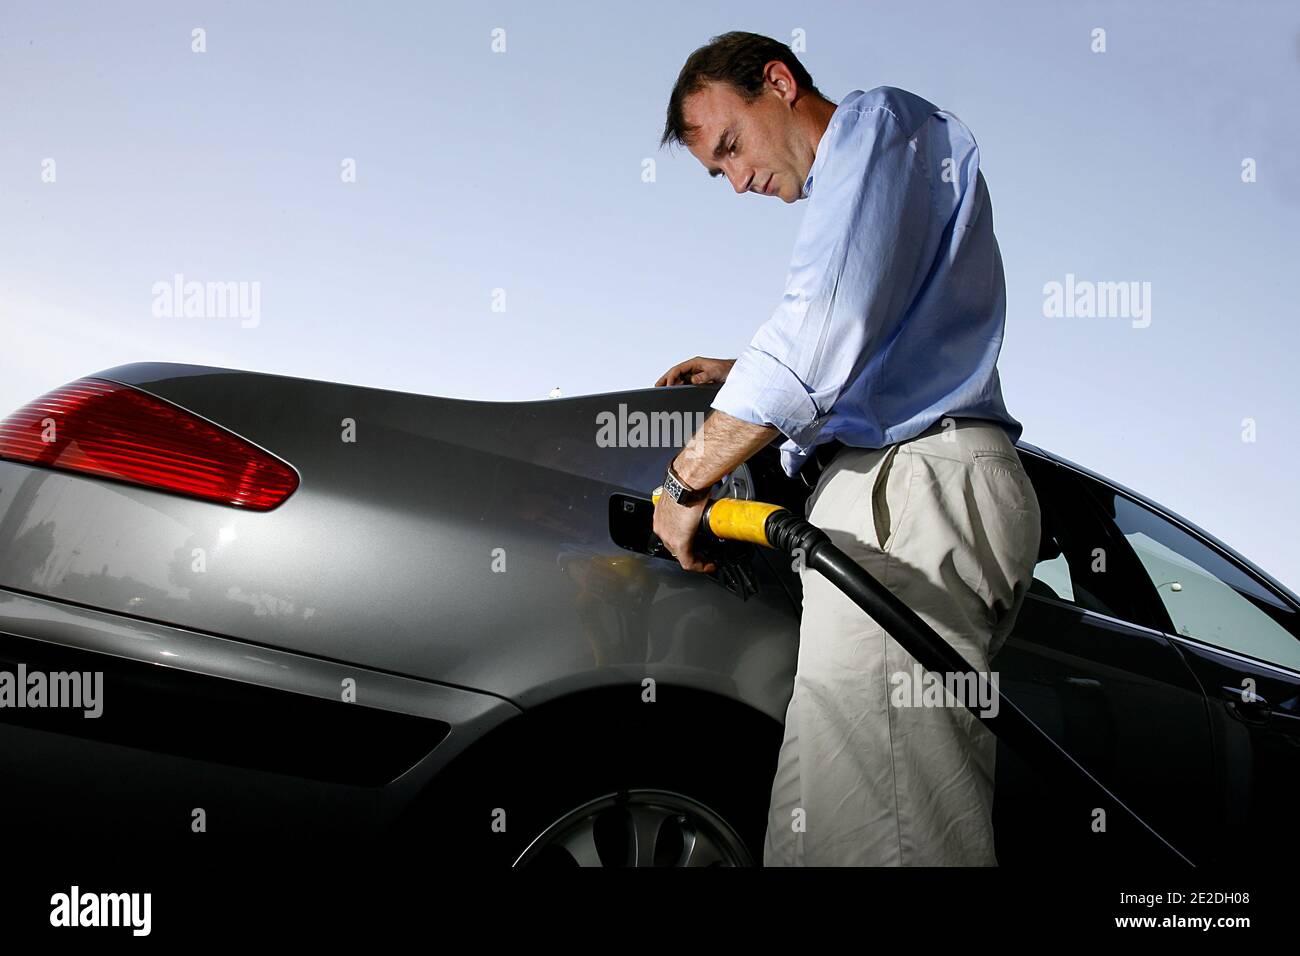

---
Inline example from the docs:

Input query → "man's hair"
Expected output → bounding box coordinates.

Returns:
[660,31,822,149]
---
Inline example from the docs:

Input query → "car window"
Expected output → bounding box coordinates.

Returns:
[1032,547,1075,604]
[1092,487,1300,672]
[1021,455,1144,622]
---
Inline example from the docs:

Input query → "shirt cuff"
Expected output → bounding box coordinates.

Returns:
[710,347,829,450]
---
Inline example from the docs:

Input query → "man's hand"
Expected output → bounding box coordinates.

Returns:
[651,410,781,574]
[654,356,736,387]
[652,493,716,574]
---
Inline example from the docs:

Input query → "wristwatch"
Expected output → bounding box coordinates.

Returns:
[661,460,710,505]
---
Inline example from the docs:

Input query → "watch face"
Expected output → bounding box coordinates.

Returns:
[664,471,684,502]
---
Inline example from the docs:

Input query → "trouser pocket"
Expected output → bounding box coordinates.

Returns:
[870,443,906,550]
[968,453,1042,640]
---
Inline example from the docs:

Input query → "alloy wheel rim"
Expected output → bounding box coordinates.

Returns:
[512,788,754,867]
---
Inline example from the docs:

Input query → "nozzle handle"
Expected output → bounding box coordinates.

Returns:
[651,487,788,548]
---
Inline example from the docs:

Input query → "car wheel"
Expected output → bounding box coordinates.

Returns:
[512,787,753,867]
[394,697,779,867]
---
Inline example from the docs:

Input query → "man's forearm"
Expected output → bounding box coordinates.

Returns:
[671,410,780,490]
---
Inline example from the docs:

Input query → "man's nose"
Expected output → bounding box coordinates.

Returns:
[726,165,752,195]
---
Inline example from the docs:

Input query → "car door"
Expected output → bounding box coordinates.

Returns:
[721,443,1214,865]
[991,452,1214,866]
[1073,476,1300,866]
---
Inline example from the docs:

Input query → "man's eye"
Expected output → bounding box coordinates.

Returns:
[729,140,738,154]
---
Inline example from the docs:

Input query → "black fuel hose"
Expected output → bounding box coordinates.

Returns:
[654,490,1195,866]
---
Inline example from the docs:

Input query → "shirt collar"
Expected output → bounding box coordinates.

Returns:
[801,91,864,199]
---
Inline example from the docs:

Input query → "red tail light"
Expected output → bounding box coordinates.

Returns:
[0,378,299,511]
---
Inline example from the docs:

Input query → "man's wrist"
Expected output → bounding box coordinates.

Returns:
[663,460,710,505]
[670,410,781,491]
[669,452,712,493]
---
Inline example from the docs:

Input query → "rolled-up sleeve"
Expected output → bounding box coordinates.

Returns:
[710,104,936,452]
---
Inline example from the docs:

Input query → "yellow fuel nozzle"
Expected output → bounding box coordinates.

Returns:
[651,486,788,549]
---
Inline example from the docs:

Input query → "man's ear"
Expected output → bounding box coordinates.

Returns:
[763,60,798,103]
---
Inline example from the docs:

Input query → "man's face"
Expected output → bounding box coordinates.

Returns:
[681,78,810,203]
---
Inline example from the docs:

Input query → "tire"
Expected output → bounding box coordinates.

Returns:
[391,691,780,867]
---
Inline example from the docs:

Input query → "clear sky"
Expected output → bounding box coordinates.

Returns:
[2,1,1297,590]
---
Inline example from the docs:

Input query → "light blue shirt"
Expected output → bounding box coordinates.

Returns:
[711,86,1023,477]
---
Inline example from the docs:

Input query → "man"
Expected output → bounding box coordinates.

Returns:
[651,32,1042,866]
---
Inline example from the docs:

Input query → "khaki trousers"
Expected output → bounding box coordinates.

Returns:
[762,417,1041,866]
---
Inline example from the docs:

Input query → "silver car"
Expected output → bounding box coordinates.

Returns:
[1,362,1297,867]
